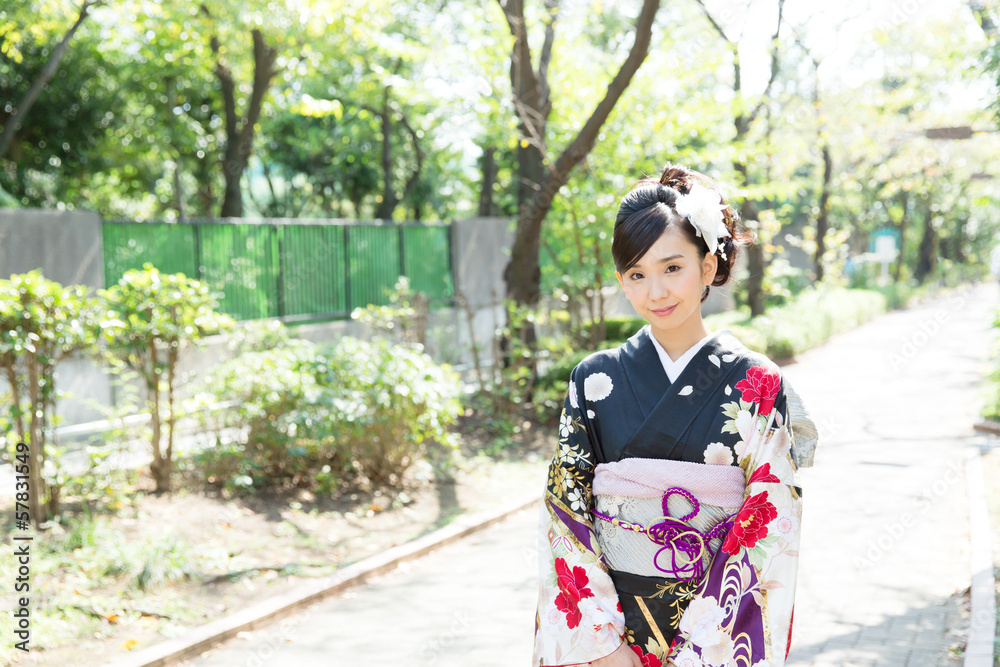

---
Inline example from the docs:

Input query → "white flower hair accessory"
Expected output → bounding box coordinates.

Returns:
[674,183,731,260]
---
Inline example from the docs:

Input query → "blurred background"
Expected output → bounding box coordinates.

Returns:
[2,0,1000,664]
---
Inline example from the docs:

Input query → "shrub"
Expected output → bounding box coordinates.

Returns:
[191,328,462,492]
[316,336,462,485]
[0,271,101,524]
[583,316,645,344]
[746,285,887,359]
[189,338,340,493]
[100,264,232,492]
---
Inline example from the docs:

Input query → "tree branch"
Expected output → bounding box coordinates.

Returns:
[968,0,1000,40]
[397,112,426,204]
[538,0,660,212]
[692,0,729,42]
[0,0,104,159]
[538,0,560,111]
[747,0,785,126]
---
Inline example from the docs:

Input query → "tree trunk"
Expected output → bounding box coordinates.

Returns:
[697,0,784,317]
[478,147,498,217]
[165,344,177,491]
[501,0,661,308]
[743,200,765,316]
[915,202,936,283]
[375,86,397,219]
[968,0,999,39]
[148,342,168,492]
[7,363,26,450]
[0,0,99,160]
[813,143,832,282]
[894,191,909,282]
[210,27,278,218]
[26,355,46,526]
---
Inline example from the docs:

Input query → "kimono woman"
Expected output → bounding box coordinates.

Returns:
[532,163,817,667]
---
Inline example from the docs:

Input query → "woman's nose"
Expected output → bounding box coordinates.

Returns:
[649,275,669,301]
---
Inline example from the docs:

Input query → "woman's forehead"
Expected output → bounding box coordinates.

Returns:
[632,227,698,265]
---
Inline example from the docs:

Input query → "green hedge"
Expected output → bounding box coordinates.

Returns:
[188,328,461,493]
[725,286,887,360]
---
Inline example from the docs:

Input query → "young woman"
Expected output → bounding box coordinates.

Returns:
[532,164,816,667]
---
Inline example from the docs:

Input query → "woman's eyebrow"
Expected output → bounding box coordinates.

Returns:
[655,254,684,263]
[628,253,685,271]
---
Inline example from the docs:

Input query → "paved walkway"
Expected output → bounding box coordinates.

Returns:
[182,282,996,666]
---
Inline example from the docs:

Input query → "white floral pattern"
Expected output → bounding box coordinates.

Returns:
[559,413,573,438]
[703,442,734,466]
[673,648,704,667]
[701,634,736,666]
[773,507,799,539]
[567,487,587,512]
[679,596,726,647]
[584,372,614,401]
[568,380,579,409]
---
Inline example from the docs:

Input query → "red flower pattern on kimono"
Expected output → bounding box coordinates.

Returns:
[735,365,781,416]
[748,462,780,484]
[722,491,778,555]
[553,557,594,629]
[630,644,664,667]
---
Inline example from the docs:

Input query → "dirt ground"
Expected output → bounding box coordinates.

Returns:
[4,417,555,667]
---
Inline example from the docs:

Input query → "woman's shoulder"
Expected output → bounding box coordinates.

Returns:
[715,328,782,374]
[571,344,624,380]
[570,323,655,376]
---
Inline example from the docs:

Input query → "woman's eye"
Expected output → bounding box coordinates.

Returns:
[666,265,679,273]
[629,273,643,280]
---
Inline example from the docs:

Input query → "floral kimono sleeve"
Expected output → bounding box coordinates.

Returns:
[532,365,626,667]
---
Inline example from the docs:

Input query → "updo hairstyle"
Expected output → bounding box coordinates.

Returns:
[611,163,753,303]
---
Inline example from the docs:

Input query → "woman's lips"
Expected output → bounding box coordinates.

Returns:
[651,304,677,316]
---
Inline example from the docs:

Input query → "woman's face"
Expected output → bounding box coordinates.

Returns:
[615,225,718,336]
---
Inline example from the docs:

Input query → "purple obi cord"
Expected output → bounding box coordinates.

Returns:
[592,486,734,581]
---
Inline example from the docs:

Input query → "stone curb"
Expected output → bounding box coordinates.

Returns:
[102,493,542,667]
[964,446,997,666]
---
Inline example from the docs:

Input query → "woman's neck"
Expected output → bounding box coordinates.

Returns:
[650,318,712,363]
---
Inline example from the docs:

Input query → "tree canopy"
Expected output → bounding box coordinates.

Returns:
[2,0,998,300]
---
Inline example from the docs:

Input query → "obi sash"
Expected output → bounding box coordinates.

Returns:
[592,458,745,580]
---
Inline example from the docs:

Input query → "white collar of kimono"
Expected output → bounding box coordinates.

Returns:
[645,326,716,383]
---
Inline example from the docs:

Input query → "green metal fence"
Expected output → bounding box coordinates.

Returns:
[102,219,454,322]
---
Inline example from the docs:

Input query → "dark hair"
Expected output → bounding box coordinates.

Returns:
[611,163,754,303]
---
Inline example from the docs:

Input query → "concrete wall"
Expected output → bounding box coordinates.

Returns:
[0,209,105,289]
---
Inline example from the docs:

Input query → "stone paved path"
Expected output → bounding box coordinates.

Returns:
[181,282,996,667]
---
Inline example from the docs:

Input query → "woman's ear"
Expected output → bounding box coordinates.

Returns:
[615,271,623,288]
[702,253,718,285]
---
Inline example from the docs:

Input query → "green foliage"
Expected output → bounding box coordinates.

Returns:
[191,324,461,491]
[762,257,811,308]
[317,336,462,484]
[0,270,101,524]
[188,337,340,493]
[350,275,428,346]
[745,286,888,360]
[100,263,232,491]
[599,316,647,342]
[223,318,292,354]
